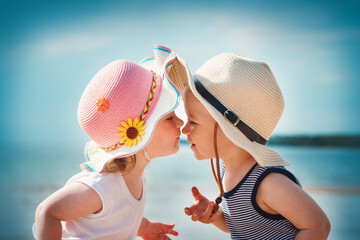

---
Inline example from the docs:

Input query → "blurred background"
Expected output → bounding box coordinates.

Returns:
[0,0,359,239]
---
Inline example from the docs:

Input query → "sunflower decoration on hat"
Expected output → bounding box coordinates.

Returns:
[77,45,190,173]
[114,71,158,148]
[118,117,146,147]
[101,70,158,152]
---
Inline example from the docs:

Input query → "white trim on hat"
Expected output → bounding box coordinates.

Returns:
[80,46,186,172]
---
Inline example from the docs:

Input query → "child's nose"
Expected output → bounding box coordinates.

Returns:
[177,117,184,128]
[173,114,184,128]
[182,122,190,135]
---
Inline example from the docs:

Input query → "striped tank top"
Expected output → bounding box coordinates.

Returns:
[221,163,301,240]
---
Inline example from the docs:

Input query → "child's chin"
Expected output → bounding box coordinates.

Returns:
[194,153,209,161]
[172,146,180,154]
[190,146,210,160]
[167,144,180,155]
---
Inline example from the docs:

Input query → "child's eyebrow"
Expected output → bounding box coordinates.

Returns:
[185,108,200,120]
[185,112,193,117]
[187,113,198,120]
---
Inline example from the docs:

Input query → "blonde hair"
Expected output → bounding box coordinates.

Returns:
[102,155,136,174]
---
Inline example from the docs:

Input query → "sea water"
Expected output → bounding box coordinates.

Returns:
[0,143,359,239]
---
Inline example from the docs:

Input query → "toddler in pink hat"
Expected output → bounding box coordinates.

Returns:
[34,45,191,240]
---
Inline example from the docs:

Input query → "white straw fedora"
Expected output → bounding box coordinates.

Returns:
[188,53,289,166]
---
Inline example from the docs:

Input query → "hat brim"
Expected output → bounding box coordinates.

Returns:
[189,74,289,167]
[81,46,183,172]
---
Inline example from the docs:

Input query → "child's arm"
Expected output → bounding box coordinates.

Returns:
[184,187,229,233]
[257,173,331,240]
[137,217,178,239]
[35,182,102,240]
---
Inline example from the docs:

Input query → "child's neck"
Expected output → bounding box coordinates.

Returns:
[221,149,257,192]
[122,151,149,200]
[222,148,256,172]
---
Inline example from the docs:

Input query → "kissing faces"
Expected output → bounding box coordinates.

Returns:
[182,89,233,160]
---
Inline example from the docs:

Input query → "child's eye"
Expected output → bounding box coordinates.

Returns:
[166,116,174,120]
[190,121,197,125]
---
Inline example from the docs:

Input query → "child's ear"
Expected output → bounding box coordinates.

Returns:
[166,56,189,93]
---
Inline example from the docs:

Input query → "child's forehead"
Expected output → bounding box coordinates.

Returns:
[183,90,201,109]
[184,89,199,103]
[183,90,212,119]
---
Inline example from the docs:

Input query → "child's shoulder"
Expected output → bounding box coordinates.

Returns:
[66,171,121,189]
[66,171,125,206]
[257,165,299,183]
[254,165,302,197]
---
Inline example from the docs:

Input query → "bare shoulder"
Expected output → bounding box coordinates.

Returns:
[255,169,330,237]
[257,171,329,229]
[260,171,299,189]
[38,182,103,220]
[62,181,102,199]
[255,171,302,214]
[257,171,303,203]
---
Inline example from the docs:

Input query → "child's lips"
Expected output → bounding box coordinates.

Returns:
[186,138,196,148]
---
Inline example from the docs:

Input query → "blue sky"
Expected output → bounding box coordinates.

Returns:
[1,0,359,146]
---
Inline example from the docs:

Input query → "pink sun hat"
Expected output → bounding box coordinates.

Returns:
[77,45,191,172]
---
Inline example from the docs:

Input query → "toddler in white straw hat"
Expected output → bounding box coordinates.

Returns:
[181,53,331,239]
[34,45,191,240]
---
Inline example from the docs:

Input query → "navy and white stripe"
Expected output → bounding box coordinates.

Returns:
[221,163,301,240]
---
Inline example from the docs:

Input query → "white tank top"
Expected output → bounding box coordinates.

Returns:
[34,171,146,240]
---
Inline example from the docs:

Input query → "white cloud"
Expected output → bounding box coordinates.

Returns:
[176,10,356,86]
[38,32,112,57]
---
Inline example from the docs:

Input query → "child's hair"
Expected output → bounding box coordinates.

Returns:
[102,155,136,174]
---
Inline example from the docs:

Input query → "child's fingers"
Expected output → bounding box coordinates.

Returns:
[209,211,221,222]
[162,223,175,228]
[184,207,193,216]
[191,186,203,201]
[163,224,178,236]
[155,235,167,240]
[191,211,200,221]
[199,201,215,222]
[164,229,178,236]
[185,205,199,216]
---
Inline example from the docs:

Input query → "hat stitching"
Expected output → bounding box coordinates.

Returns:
[102,71,158,151]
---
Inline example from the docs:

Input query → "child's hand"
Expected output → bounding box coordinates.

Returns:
[184,187,221,224]
[139,219,178,240]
